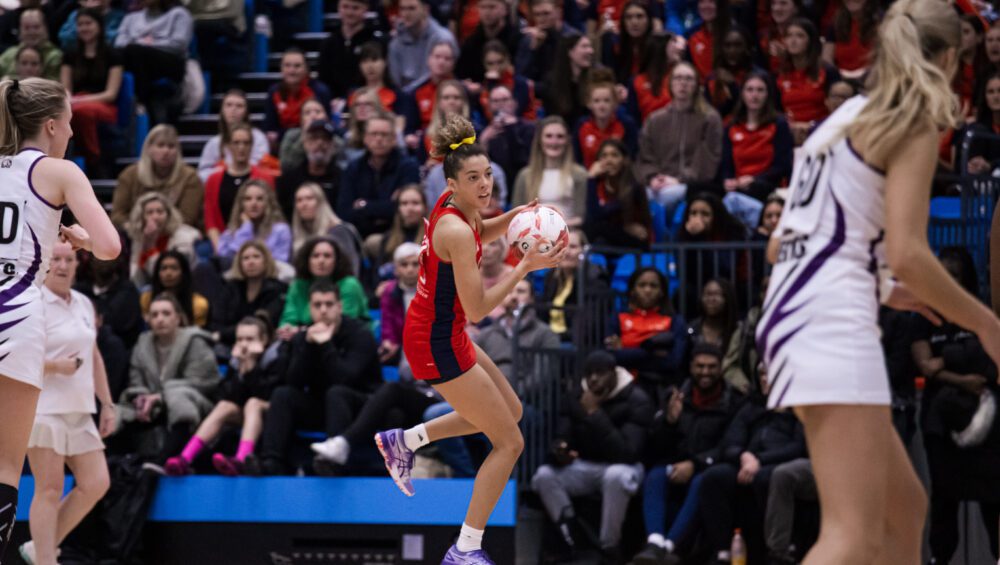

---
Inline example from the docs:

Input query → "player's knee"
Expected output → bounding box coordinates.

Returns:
[495,427,524,458]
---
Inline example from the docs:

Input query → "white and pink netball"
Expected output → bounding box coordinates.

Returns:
[506,205,569,260]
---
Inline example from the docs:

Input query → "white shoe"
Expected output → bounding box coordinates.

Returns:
[19,541,35,565]
[310,437,347,464]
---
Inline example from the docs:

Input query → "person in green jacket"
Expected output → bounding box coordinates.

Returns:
[0,9,63,80]
[278,236,369,335]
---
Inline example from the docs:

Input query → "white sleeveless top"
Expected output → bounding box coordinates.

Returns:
[0,148,63,293]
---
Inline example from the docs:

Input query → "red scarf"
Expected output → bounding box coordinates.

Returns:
[138,235,169,271]
[692,381,723,409]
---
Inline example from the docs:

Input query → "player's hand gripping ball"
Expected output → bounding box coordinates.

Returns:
[506,205,570,260]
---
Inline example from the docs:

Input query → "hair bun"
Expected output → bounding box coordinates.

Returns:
[430,114,477,158]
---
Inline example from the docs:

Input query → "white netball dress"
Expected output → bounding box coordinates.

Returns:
[0,148,64,389]
[756,96,892,409]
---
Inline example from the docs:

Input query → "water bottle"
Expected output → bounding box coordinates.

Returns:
[731,528,747,565]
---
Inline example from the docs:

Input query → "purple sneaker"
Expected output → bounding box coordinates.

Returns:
[374,429,415,497]
[440,545,495,564]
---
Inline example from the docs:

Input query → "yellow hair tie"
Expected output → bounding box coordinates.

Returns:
[449,135,476,151]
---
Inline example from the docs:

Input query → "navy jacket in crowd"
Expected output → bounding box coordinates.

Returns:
[285,316,381,396]
[337,148,421,237]
[719,399,806,466]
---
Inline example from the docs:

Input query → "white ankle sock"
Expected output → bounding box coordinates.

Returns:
[647,533,666,548]
[456,523,484,552]
[403,424,430,452]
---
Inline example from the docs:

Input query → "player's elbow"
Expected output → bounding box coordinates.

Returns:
[92,236,122,261]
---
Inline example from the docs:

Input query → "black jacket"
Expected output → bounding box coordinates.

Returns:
[648,379,746,471]
[209,278,288,346]
[456,22,523,81]
[286,316,381,395]
[556,367,654,464]
[317,22,386,99]
[76,277,143,349]
[719,399,805,466]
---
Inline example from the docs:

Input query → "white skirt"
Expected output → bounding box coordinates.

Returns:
[28,413,104,456]
[0,286,45,389]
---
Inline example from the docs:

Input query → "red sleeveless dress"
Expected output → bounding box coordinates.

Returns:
[403,192,483,382]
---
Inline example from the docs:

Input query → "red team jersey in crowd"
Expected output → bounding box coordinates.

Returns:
[403,191,483,381]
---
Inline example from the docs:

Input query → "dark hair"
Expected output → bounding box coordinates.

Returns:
[627,266,673,315]
[547,32,592,119]
[834,0,878,45]
[782,18,822,80]
[701,277,738,343]
[939,246,979,295]
[690,341,724,361]
[703,0,732,61]
[149,292,190,326]
[612,1,654,83]
[224,121,254,146]
[430,114,489,179]
[15,44,41,64]
[714,25,754,73]
[217,89,250,142]
[150,250,197,324]
[294,236,353,282]
[482,39,511,63]
[730,71,780,126]
[594,138,651,237]
[279,47,309,96]
[583,350,617,375]
[757,194,785,226]
[358,41,396,89]
[308,278,341,299]
[976,70,1000,126]
[236,313,273,344]
[641,33,675,99]
[680,192,746,242]
[70,9,110,90]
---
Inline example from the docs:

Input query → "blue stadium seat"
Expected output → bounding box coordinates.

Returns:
[929,196,961,220]
[669,201,687,240]
[611,253,678,295]
[649,200,668,243]
[928,196,964,252]
[382,365,399,382]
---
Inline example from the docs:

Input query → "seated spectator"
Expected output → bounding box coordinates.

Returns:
[626,33,685,122]
[204,123,277,248]
[722,280,770,395]
[338,112,421,245]
[574,71,638,169]
[291,182,363,274]
[584,138,651,248]
[599,1,654,85]
[605,267,688,396]
[140,251,210,328]
[279,98,336,172]
[512,116,588,226]
[277,119,342,221]
[343,87,405,163]
[635,63,723,220]
[474,237,515,327]
[419,79,478,163]
[470,40,535,122]
[126,193,200,287]
[377,242,421,365]
[400,40,458,135]
[634,343,745,564]
[377,184,427,270]
[687,277,739,351]
[753,195,783,243]
[387,0,458,90]
[455,0,522,82]
[694,363,806,563]
[720,72,793,228]
[208,241,288,346]
[677,193,747,314]
[164,315,283,476]
[115,0,193,125]
[75,251,144,349]
[185,0,248,64]
[764,456,815,564]
[954,71,1000,176]
[824,78,856,116]
[60,8,123,176]
[197,89,271,182]
[821,0,876,80]
[479,84,535,190]
[531,350,653,560]
[113,294,218,462]
[515,0,571,85]
[0,9,62,80]
[58,0,124,48]
[777,18,840,146]
[542,32,594,126]
[257,281,381,475]
[954,13,986,114]
[351,41,402,114]
[278,236,369,330]
[539,229,609,341]
[111,124,204,230]
[705,26,761,120]
[686,0,728,80]
[264,48,332,149]
[317,0,384,100]
[759,0,800,73]
[8,45,43,80]
[217,179,292,263]
[986,24,1000,72]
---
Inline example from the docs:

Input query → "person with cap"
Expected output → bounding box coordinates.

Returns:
[387,0,458,90]
[277,118,342,220]
[530,349,654,562]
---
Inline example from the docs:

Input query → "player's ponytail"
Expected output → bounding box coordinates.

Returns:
[0,78,68,155]
[847,0,960,164]
[431,114,488,180]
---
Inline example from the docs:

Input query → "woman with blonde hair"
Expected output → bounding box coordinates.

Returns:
[422,80,475,161]
[111,123,204,229]
[126,192,201,287]
[217,179,292,263]
[377,184,427,268]
[757,0,1000,562]
[208,241,288,347]
[290,181,362,274]
[512,116,588,226]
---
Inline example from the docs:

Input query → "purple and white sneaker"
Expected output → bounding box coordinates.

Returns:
[374,428,415,497]
[440,545,495,564]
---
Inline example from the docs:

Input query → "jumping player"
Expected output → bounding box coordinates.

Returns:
[0,78,120,560]
[758,0,1000,562]
[374,115,564,564]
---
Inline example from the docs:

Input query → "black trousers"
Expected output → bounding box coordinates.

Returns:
[697,462,774,555]
[257,385,370,464]
[120,44,186,124]
[340,382,438,446]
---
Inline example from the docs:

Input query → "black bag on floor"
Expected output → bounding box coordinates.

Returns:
[98,454,159,563]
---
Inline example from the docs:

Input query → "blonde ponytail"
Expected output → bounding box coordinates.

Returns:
[847,0,960,165]
[0,78,68,156]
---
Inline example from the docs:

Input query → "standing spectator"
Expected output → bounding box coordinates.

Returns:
[115,0,193,125]
[821,0,877,80]
[140,251,211,327]
[111,124,204,230]
[599,1,654,84]
[531,350,653,561]
[291,182,363,273]
[279,98,338,171]
[58,0,125,48]
[0,9,62,80]
[573,70,638,169]
[687,0,731,80]
[515,0,571,84]
[197,89,270,182]
[378,242,421,365]
[400,41,457,134]
[217,179,292,264]
[512,116,588,226]
[635,62,723,220]
[542,31,594,126]
[350,41,402,113]
[263,48,332,149]
[279,237,369,329]
[60,8,123,176]
[627,32,686,122]
[388,0,458,90]
[257,281,381,475]
[455,0,521,81]
[317,0,385,99]
[209,241,288,347]
[479,84,535,189]
[276,119,342,220]
[126,193,201,287]
[204,123,277,248]
[18,243,115,565]
[777,18,840,146]
[338,113,421,243]
[584,138,651,248]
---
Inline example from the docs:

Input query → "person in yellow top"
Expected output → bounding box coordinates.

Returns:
[139,251,210,328]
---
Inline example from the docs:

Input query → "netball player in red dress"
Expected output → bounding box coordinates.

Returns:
[375,115,564,564]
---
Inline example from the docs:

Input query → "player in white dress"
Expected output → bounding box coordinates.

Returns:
[0,78,120,561]
[758,0,1000,562]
